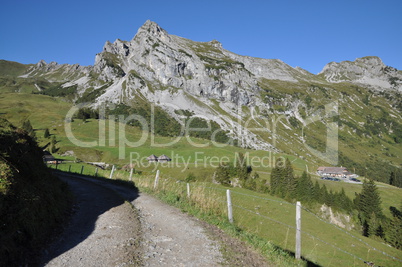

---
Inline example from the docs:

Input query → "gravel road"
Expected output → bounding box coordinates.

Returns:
[41,173,142,266]
[134,194,223,266]
[41,173,233,266]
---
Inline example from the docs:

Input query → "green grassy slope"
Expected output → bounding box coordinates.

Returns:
[0,60,30,77]
[1,91,402,266]
[0,93,400,213]
[255,79,402,184]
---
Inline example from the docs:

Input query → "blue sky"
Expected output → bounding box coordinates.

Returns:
[1,0,401,74]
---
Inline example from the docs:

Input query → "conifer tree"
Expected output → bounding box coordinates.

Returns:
[355,179,383,236]
[389,169,402,188]
[296,171,314,203]
[270,159,285,196]
[357,179,383,219]
[270,165,280,195]
[282,158,297,200]
[327,189,335,207]
[388,205,402,249]
[49,135,57,153]
[320,184,329,204]
[313,181,321,202]
[43,128,50,139]
[22,119,35,139]
[335,188,353,212]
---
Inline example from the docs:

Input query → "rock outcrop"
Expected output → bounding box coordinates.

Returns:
[319,56,402,91]
[91,20,315,106]
[11,20,402,153]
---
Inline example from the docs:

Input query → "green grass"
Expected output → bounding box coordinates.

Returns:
[53,160,402,266]
[148,179,402,266]
[0,93,400,217]
[2,92,402,266]
[87,167,402,267]
[0,60,30,77]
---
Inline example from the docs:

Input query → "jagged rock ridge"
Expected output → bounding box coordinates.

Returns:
[8,20,402,154]
[319,56,402,91]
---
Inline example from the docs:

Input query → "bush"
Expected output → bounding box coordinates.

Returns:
[214,164,231,185]
[0,118,71,265]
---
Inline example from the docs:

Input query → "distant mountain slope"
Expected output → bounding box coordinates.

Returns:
[0,20,401,183]
[319,56,402,91]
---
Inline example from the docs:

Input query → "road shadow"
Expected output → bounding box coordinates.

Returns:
[39,170,139,266]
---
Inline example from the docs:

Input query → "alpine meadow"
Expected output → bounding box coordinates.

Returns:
[1,20,402,266]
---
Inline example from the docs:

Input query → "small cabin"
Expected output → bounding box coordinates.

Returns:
[147,154,159,162]
[158,154,171,162]
[317,166,352,178]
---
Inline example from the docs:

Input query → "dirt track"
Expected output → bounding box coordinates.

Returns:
[41,173,268,266]
[41,173,142,266]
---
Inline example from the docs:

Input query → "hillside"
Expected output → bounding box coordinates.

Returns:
[1,20,402,266]
[1,21,402,176]
[0,118,71,266]
[0,20,401,187]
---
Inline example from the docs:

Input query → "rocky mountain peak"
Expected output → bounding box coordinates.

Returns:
[36,59,47,67]
[134,20,171,42]
[355,56,384,66]
[209,39,223,49]
[319,56,402,91]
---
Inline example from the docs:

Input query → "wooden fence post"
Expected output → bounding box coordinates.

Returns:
[187,183,190,198]
[109,165,115,179]
[95,167,98,177]
[68,165,71,173]
[154,170,160,189]
[226,189,233,223]
[129,168,134,181]
[80,165,84,175]
[296,201,301,260]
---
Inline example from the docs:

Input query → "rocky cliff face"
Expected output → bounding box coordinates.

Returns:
[319,56,402,91]
[9,20,402,155]
[90,20,316,106]
[26,21,402,107]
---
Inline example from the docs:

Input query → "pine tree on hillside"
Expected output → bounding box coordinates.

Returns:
[282,158,297,200]
[270,158,297,199]
[320,184,329,204]
[21,120,35,139]
[49,135,57,153]
[357,179,383,219]
[270,161,284,196]
[43,128,50,139]
[389,169,402,188]
[296,171,314,203]
[388,205,402,249]
[326,189,335,207]
[336,188,353,212]
[312,181,321,202]
[355,179,383,236]
[270,165,279,195]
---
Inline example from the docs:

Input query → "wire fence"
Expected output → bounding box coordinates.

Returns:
[187,182,402,264]
[49,163,402,267]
